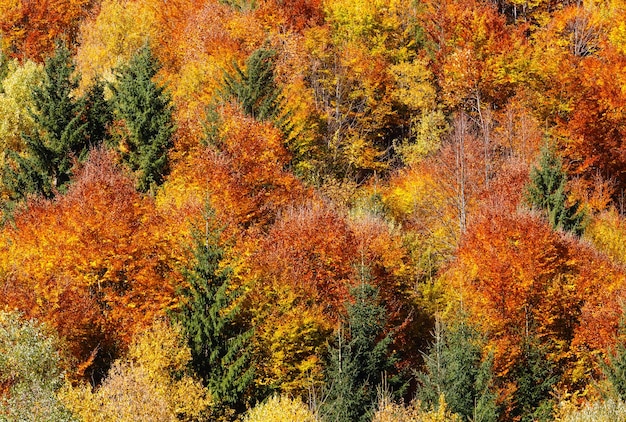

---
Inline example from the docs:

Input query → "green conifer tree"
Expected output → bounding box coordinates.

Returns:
[222,48,283,122]
[2,42,110,201]
[0,50,9,93]
[602,341,626,401]
[174,206,254,418]
[525,143,586,235]
[322,276,404,422]
[600,314,626,402]
[511,337,558,422]
[110,44,174,193]
[83,80,112,149]
[417,318,498,422]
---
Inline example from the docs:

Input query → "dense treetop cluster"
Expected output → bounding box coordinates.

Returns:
[2,0,626,420]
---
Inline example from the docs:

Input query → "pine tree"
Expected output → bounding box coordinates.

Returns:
[417,318,498,422]
[174,206,254,418]
[2,41,109,200]
[526,143,586,235]
[322,278,404,422]
[111,44,174,193]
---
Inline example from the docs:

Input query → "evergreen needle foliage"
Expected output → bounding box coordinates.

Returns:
[0,50,9,93]
[511,336,558,422]
[526,143,586,235]
[601,318,626,402]
[322,278,405,422]
[174,206,254,418]
[222,47,283,122]
[3,41,109,200]
[111,44,174,193]
[417,319,498,422]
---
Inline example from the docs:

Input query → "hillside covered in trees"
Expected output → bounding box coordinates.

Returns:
[3,0,626,420]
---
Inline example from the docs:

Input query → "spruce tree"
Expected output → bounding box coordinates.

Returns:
[0,50,9,93]
[322,279,404,422]
[417,319,498,422]
[602,342,626,401]
[111,44,174,193]
[525,143,586,235]
[3,41,109,200]
[511,337,558,422]
[174,206,254,417]
[222,47,283,122]
[600,315,626,401]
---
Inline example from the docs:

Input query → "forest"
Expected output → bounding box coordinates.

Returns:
[2,0,626,420]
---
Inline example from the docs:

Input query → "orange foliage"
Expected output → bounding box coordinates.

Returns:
[152,1,267,155]
[421,0,517,109]
[255,0,324,33]
[0,149,182,376]
[453,212,572,377]
[252,203,357,314]
[158,106,310,247]
[562,46,626,195]
[211,107,308,230]
[449,207,626,392]
[0,0,95,62]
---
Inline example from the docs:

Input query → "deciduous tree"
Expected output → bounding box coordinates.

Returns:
[0,311,74,422]
[0,148,181,379]
[59,319,210,422]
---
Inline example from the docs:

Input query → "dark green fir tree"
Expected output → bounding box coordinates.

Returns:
[0,49,9,93]
[322,273,405,422]
[222,47,283,122]
[83,80,112,149]
[110,44,174,193]
[174,206,254,418]
[217,46,317,177]
[3,41,110,200]
[417,318,498,422]
[525,143,586,236]
[600,313,626,401]
[511,336,558,422]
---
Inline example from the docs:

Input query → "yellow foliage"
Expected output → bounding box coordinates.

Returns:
[75,0,157,89]
[250,285,331,395]
[554,399,626,422]
[0,59,43,199]
[0,59,42,144]
[243,395,316,422]
[59,319,211,422]
[390,58,436,112]
[373,394,462,422]
[324,0,413,56]
[585,210,626,266]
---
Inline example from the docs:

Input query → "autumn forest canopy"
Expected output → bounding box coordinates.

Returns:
[4,0,626,420]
